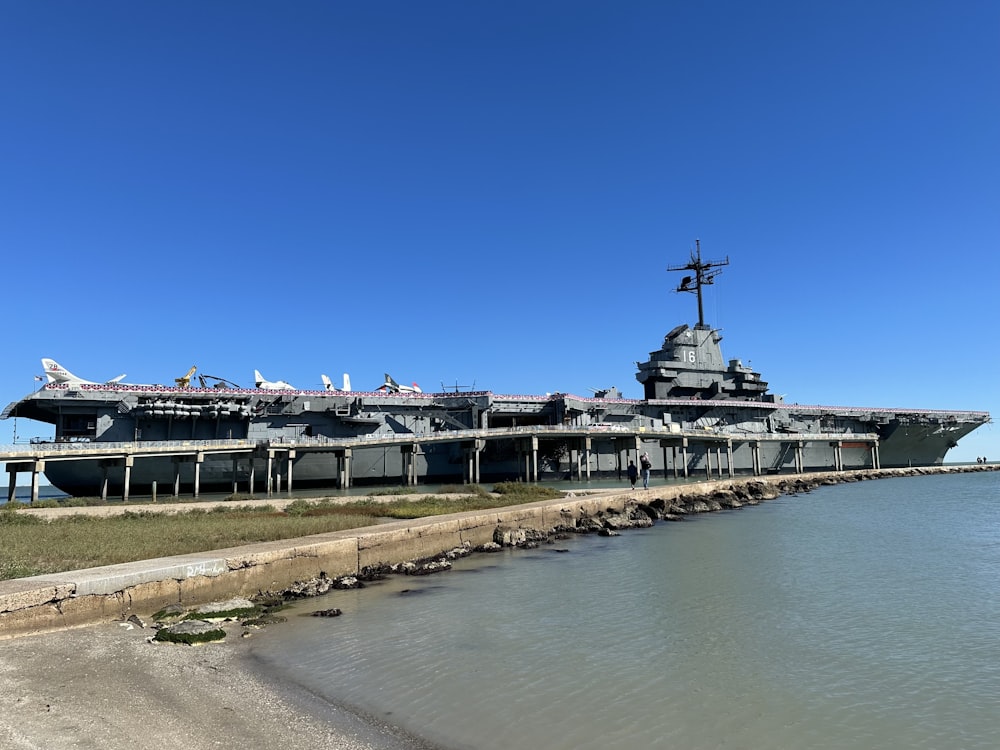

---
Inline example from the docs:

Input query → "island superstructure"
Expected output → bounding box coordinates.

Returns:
[2,245,990,496]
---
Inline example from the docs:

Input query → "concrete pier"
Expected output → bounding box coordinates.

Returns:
[1,426,884,501]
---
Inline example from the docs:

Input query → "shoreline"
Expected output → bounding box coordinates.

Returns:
[241,632,445,750]
[0,619,440,750]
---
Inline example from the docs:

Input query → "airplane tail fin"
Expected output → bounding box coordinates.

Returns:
[41,358,85,384]
[254,370,265,387]
[321,373,352,392]
[411,382,422,393]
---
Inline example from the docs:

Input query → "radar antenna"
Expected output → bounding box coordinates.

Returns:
[441,379,476,393]
[667,239,729,327]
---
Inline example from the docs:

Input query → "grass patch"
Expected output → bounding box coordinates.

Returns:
[0,508,377,579]
[491,482,563,501]
[437,484,492,496]
[0,483,568,580]
[0,559,45,579]
[366,486,419,496]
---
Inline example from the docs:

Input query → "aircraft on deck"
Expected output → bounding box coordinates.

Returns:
[41,358,126,386]
[198,374,242,390]
[377,374,422,393]
[254,370,296,390]
[321,373,352,392]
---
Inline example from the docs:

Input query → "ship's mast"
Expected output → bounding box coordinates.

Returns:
[667,239,729,327]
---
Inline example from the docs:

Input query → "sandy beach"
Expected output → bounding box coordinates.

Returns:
[0,620,432,750]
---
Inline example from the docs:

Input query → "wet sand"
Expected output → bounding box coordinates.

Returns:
[0,621,432,750]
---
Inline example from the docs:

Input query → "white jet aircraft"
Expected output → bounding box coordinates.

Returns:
[254,370,296,390]
[41,358,126,386]
[377,373,422,393]
[321,373,352,392]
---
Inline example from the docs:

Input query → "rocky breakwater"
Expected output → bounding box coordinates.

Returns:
[145,480,787,641]
[261,476,796,610]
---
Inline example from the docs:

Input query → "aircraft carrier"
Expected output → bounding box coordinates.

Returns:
[2,245,990,496]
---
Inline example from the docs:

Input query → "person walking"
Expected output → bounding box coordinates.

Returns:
[640,452,652,489]
[627,460,638,490]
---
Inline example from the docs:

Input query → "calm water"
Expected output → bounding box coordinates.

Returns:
[250,471,1000,749]
[1,486,69,504]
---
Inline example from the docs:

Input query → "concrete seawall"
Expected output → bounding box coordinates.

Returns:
[0,465,994,638]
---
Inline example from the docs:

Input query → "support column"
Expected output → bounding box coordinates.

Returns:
[232,457,239,495]
[795,441,804,473]
[173,460,181,497]
[249,460,256,496]
[472,440,484,484]
[402,445,418,486]
[100,463,109,502]
[681,439,689,479]
[339,448,352,489]
[727,441,734,478]
[31,461,43,504]
[286,449,296,495]
[193,452,203,497]
[519,437,539,482]
[5,461,45,504]
[476,440,483,484]
[751,441,761,477]
[266,451,275,496]
[122,456,133,502]
[705,445,712,479]
[584,438,592,481]
[464,441,483,485]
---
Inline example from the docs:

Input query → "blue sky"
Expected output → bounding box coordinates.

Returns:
[1,1,997,463]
